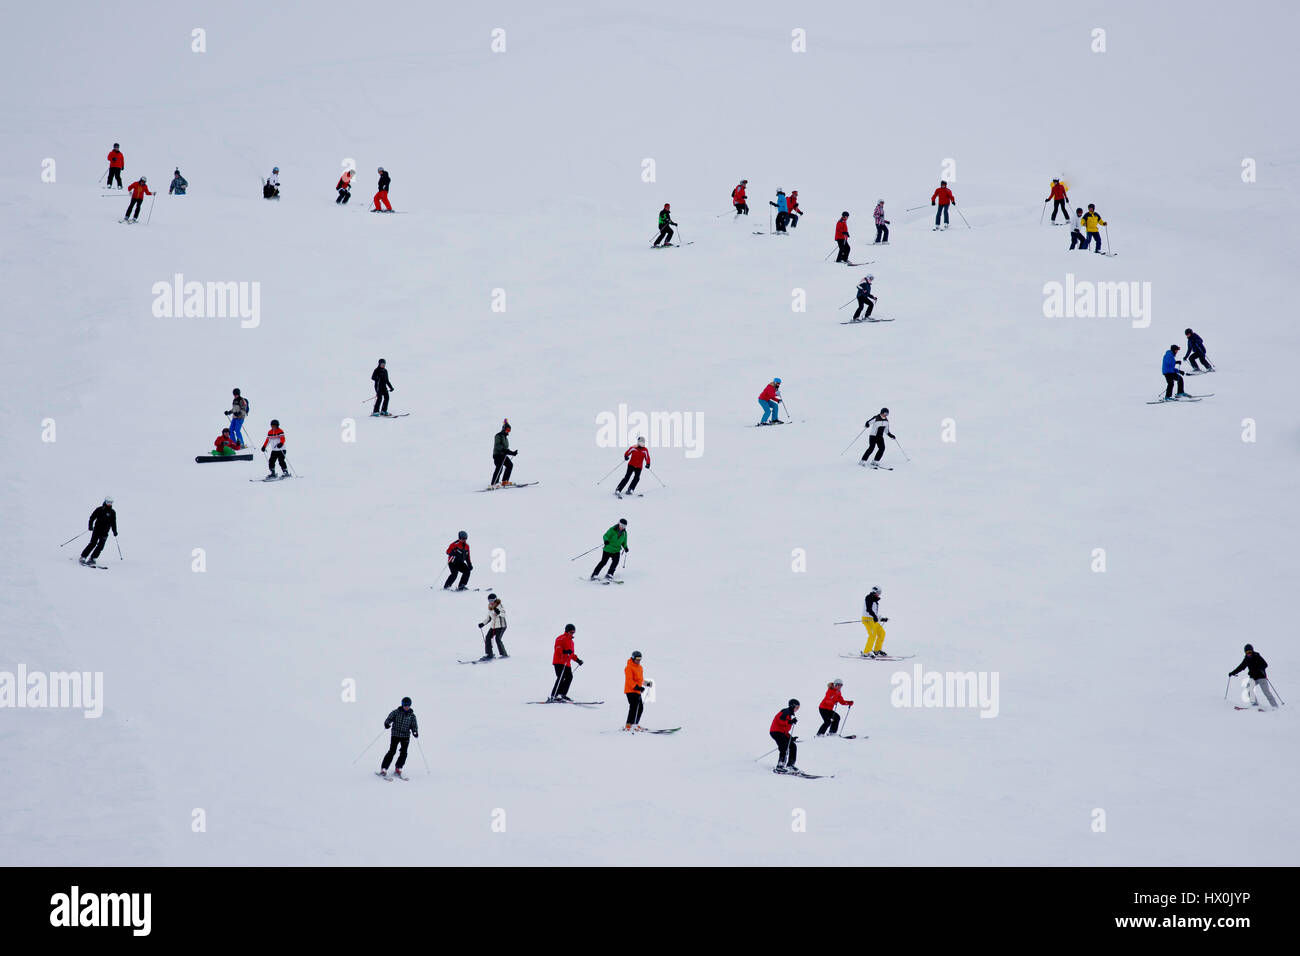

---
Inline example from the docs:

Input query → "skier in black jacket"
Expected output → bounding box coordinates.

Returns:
[79,498,117,566]
[373,167,392,212]
[1229,644,1280,709]
[371,359,394,415]
[379,697,419,777]
[1184,328,1213,372]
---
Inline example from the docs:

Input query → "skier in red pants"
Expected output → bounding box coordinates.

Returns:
[373,167,392,211]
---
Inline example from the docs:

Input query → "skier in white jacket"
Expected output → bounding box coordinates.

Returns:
[478,593,508,660]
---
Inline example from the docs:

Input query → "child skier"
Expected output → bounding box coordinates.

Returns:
[771,188,790,232]
[263,167,280,199]
[861,408,893,466]
[787,190,803,228]
[260,419,288,476]
[861,586,889,657]
[212,428,240,456]
[444,531,473,590]
[479,593,508,659]
[616,436,650,494]
[591,519,628,580]
[623,651,651,730]
[550,624,585,701]
[757,378,783,425]
[653,203,677,247]
[1068,209,1087,250]
[852,275,876,321]
[816,680,854,736]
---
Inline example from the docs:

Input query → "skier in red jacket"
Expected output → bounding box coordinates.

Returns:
[834,211,851,262]
[444,531,472,590]
[616,436,651,495]
[732,179,749,215]
[787,190,803,228]
[769,699,801,773]
[1044,179,1069,222]
[106,143,125,189]
[549,624,585,701]
[758,377,783,425]
[123,176,152,222]
[931,181,955,229]
[213,428,241,455]
[816,680,854,736]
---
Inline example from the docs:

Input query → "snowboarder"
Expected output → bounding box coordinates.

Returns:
[873,200,890,243]
[78,497,117,566]
[261,419,288,476]
[371,359,394,415]
[335,169,353,204]
[1161,345,1187,400]
[212,428,240,456]
[770,700,800,773]
[861,408,893,466]
[225,388,249,446]
[852,274,876,321]
[653,203,677,247]
[378,697,418,777]
[444,531,473,590]
[787,190,803,228]
[123,176,152,222]
[590,519,628,580]
[106,144,125,189]
[861,586,889,656]
[263,167,280,199]
[1229,644,1280,710]
[816,680,854,736]
[1081,204,1106,252]
[623,650,651,730]
[616,436,650,494]
[479,592,508,659]
[770,188,790,232]
[1068,209,1087,250]
[550,624,585,701]
[169,168,188,195]
[1184,328,1213,372]
[732,180,749,215]
[1045,179,1070,221]
[373,167,392,212]
[757,377,783,425]
[834,211,851,263]
[931,181,955,229]
[491,419,517,487]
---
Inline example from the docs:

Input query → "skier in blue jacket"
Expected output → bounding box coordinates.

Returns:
[1161,345,1187,400]
[1184,328,1213,372]
[770,189,790,232]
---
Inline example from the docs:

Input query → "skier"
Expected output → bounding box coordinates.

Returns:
[653,203,677,247]
[491,419,517,487]
[770,188,790,232]
[590,519,628,580]
[106,143,125,189]
[873,200,890,243]
[851,274,876,321]
[787,190,803,228]
[260,419,289,477]
[169,168,188,195]
[769,699,800,773]
[1068,209,1088,250]
[1229,644,1280,710]
[550,624,585,701]
[263,167,280,199]
[335,169,353,204]
[78,497,117,567]
[1184,328,1213,372]
[861,586,889,656]
[757,377,783,425]
[816,680,854,736]
[623,650,651,730]
[1080,204,1106,253]
[861,408,894,466]
[732,179,749,215]
[1045,179,1070,221]
[1161,345,1187,400]
[371,359,394,416]
[212,428,240,456]
[444,531,473,590]
[373,167,392,212]
[378,697,418,778]
[931,180,955,229]
[225,388,249,447]
[123,176,152,222]
[479,592,508,659]
[834,211,851,263]
[616,436,650,495]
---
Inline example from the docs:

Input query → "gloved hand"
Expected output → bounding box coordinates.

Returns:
[575,658,584,666]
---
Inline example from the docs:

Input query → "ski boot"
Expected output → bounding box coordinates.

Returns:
[773,764,788,774]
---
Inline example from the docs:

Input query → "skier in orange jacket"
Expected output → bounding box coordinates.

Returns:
[123,176,152,222]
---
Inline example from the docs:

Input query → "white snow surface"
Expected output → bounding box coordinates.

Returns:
[2,0,1298,865]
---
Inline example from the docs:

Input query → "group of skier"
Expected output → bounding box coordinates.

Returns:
[1159,329,1214,400]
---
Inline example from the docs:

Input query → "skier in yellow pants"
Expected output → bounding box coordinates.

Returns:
[861,586,889,657]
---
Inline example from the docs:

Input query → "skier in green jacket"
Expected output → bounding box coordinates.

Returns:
[591,518,629,579]
[653,203,677,247]
[491,419,517,487]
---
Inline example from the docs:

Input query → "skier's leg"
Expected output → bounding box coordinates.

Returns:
[552,664,565,698]
[491,455,504,484]
[501,456,513,481]
[817,708,834,735]
[444,566,457,588]
[381,389,390,413]
[863,297,874,319]
[616,464,633,492]
[788,737,797,767]
[606,552,621,576]
[627,467,641,491]
[90,533,108,561]
[1256,679,1279,708]
[626,693,639,727]
[394,736,409,770]
[380,736,399,770]
[373,390,383,414]
[493,627,507,656]
[559,666,573,696]
[592,554,610,577]
[853,299,864,319]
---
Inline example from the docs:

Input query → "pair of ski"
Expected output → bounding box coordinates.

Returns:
[370,412,410,418]
[374,772,412,782]
[477,482,538,492]
[859,461,893,470]
[774,768,832,779]
[432,586,487,592]
[651,242,694,248]
[840,653,915,661]
[835,260,873,267]
[811,733,864,740]
[457,656,509,665]
[613,491,644,498]
[250,474,293,482]
[527,699,604,707]
[584,576,625,585]
[1146,393,1214,404]
[71,558,108,570]
[841,317,894,324]
[610,727,681,734]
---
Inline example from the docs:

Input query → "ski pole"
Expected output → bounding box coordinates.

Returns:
[832,620,859,625]
[1223,676,1231,700]
[415,737,430,773]
[350,728,387,764]
[904,204,926,212]
[570,545,600,561]
[824,246,837,261]
[115,536,123,561]
[837,298,856,310]
[839,704,852,736]
[146,194,156,225]
[891,436,911,462]
[839,427,866,455]
[753,746,778,761]
[59,530,88,547]
[1270,681,1286,705]
[98,168,108,184]
[955,205,970,228]
[595,462,622,485]
[645,466,667,488]
[1104,225,1113,254]
[1039,202,1047,225]
[780,398,792,418]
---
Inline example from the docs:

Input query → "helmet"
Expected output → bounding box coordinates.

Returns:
[871,586,881,594]
[833,678,843,686]
[458,531,467,540]
[233,388,241,395]
[776,187,784,193]
[113,143,120,149]
[378,166,385,172]
[664,203,670,209]
[378,358,386,365]
[773,377,781,384]
[740,179,748,184]
[1244,644,1254,652]
[487,593,498,601]
[877,198,884,204]
[880,407,889,414]
[1184,328,1193,336]
[1052,178,1060,183]
[104,497,114,505]
[841,211,849,217]
[866,274,874,281]
[139,176,146,183]
[788,698,800,708]
[940,180,947,186]
[636,435,646,444]
[272,166,279,173]
[618,518,628,526]
[1170,344,1180,352]
[565,624,576,633]
[401,696,412,707]
[631,650,642,660]
[270,419,280,427]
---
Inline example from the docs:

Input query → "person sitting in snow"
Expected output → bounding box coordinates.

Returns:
[213,428,241,455]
